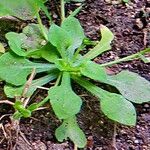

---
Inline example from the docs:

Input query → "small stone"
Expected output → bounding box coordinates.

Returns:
[53,13,58,19]
[134,139,139,144]
[105,0,112,4]
[144,104,149,108]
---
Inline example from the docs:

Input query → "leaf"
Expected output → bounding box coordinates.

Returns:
[13,101,31,118]
[55,116,87,148]
[80,60,106,81]
[84,25,114,60]
[123,0,129,3]
[68,5,83,18]
[0,52,56,85]
[61,17,85,57]
[6,32,27,56]
[48,72,82,119]
[4,85,23,98]
[48,24,71,58]
[138,53,150,63]
[4,73,57,98]
[22,24,47,50]
[48,17,85,59]
[73,77,136,126]
[35,0,52,21]
[107,71,150,104]
[0,0,47,20]
[27,43,60,63]
[13,111,22,120]
[6,24,47,57]
[27,103,38,112]
[100,92,136,126]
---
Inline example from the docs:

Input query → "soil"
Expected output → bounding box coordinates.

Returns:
[0,0,150,150]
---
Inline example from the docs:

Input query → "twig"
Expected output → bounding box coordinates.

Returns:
[19,131,31,146]
[112,123,117,150]
[36,86,49,90]
[143,29,147,47]
[74,144,78,150]
[22,68,36,99]
[0,100,14,105]
[35,106,48,111]
[0,123,7,138]
[60,0,65,23]
[0,114,12,121]
[23,97,31,108]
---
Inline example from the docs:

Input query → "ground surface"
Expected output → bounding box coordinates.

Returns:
[0,0,150,150]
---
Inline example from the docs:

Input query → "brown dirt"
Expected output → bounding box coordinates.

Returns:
[0,0,150,150]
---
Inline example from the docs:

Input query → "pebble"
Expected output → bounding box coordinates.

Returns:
[134,139,139,144]
[144,104,149,108]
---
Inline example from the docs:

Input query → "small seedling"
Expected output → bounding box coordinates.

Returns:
[0,0,150,148]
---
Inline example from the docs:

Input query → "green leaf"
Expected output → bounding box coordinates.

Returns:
[48,24,71,58]
[22,23,47,50]
[0,0,47,20]
[84,25,114,60]
[13,101,31,118]
[48,72,82,119]
[138,53,150,63]
[68,5,83,18]
[123,0,129,3]
[6,24,47,57]
[6,32,27,56]
[35,0,52,21]
[100,92,136,126]
[0,52,56,85]
[55,116,87,148]
[4,73,57,98]
[80,60,106,81]
[27,103,38,112]
[107,71,150,104]
[73,77,136,126]
[4,85,23,98]
[13,111,22,120]
[27,43,60,63]
[48,17,85,59]
[61,17,85,57]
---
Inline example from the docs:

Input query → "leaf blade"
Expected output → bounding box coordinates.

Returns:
[55,116,87,148]
[73,77,137,126]
[80,60,106,81]
[84,25,114,60]
[0,52,56,85]
[107,71,150,104]
[48,72,82,119]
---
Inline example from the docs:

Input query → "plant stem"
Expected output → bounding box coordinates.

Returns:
[0,100,14,105]
[55,73,62,86]
[36,13,48,40]
[37,97,49,108]
[73,44,85,62]
[112,123,117,150]
[100,48,150,67]
[60,0,65,23]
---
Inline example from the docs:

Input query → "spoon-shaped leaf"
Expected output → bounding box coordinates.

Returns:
[80,60,106,81]
[84,25,114,60]
[74,76,136,126]
[107,71,150,104]
[0,0,47,20]
[0,52,56,85]
[4,73,57,98]
[48,72,82,119]
[55,116,87,148]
